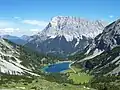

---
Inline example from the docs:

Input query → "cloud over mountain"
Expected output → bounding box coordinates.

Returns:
[22,20,48,26]
[0,18,48,36]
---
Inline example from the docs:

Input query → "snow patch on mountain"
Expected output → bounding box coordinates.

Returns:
[0,58,23,74]
[112,56,120,65]
[108,65,120,75]
[75,39,80,47]
[79,49,104,62]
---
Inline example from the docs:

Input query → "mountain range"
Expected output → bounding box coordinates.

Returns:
[0,35,29,45]
[26,16,107,57]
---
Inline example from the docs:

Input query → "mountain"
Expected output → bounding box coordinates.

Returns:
[20,35,30,41]
[0,38,60,76]
[72,19,120,76]
[1,35,27,45]
[26,16,107,57]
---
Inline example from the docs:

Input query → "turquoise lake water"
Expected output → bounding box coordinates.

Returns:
[43,62,70,73]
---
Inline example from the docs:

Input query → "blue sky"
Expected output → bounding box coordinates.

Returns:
[0,0,119,36]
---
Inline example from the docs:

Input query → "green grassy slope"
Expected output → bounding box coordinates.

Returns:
[0,74,95,90]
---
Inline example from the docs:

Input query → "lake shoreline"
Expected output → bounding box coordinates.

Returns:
[42,61,73,73]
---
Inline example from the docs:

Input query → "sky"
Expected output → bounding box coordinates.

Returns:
[0,0,119,36]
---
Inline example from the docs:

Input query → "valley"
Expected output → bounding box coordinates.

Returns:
[0,38,94,90]
[0,16,120,90]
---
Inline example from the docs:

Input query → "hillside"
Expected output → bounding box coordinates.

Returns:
[0,38,61,75]
[68,19,120,90]
[0,74,95,90]
[69,19,120,75]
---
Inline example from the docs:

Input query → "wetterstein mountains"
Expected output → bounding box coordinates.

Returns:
[72,19,120,76]
[26,16,107,57]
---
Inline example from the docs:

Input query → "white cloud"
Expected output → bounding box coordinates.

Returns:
[109,15,114,18]
[30,29,39,32]
[0,27,41,36]
[30,29,40,34]
[0,28,20,35]
[22,20,48,26]
[0,18,48,36]
[0,21,14,28]
[15,29,41,36]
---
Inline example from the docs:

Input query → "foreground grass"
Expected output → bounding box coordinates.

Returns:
[26,78,94,90]
[0,75,95,90]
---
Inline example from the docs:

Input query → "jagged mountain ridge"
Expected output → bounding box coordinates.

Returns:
[39,16,106,40]
[85,19,120,55]
[27,16,107,57]
[73,19,120,75]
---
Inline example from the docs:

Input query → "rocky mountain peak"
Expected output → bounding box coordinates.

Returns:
[40,16,107,41]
